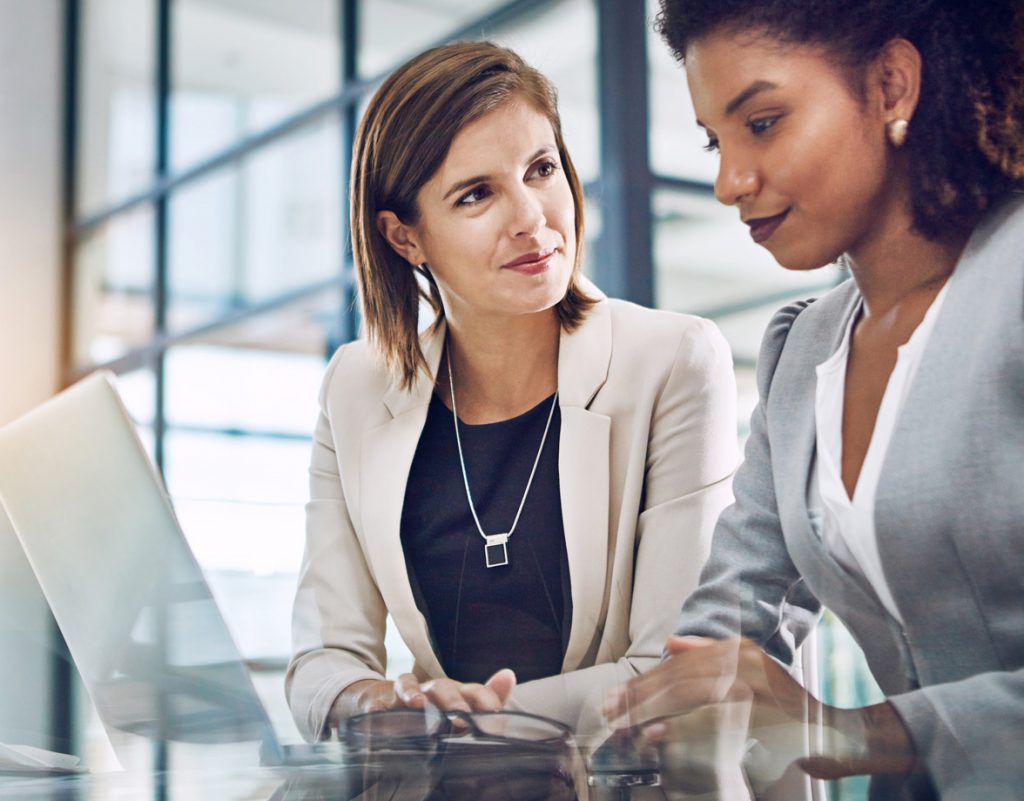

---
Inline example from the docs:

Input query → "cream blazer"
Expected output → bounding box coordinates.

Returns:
[286,291,738,742]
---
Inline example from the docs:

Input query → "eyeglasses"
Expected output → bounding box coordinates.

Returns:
[342,710,581,800]
[342,708,574,752]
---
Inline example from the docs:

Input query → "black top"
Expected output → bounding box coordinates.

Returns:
[400,392,572,684]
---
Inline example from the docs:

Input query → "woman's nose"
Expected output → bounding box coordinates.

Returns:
[509,188,546,238]
[713,150,759,207]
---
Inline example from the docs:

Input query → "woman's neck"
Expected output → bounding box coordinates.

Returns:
[845,215,969,322]
[440,310,560,424]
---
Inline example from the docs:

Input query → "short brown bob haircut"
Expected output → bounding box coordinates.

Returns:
[351,41,597,391]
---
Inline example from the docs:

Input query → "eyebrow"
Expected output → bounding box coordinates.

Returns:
[441,145,557,201]
[695,79,780,128]
[724,80,778,116]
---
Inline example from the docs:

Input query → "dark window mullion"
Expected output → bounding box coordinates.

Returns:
[338,0,360,348]
[152,1,174,794]
[51,0,82,759]
[153,0,172,475]
[596,0,654,306]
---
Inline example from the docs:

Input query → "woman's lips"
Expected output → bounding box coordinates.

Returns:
[502,248,556,274]
[745,210,790,244]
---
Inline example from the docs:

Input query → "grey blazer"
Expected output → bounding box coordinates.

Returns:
[676,194,1024,801]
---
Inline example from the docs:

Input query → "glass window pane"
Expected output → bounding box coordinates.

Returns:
[161,288,342,660]
[646,0,718,183]
[653,189,841,322]
[111,366,158,459]
[72,207,156,369]
[164,426,309,664]
[171,0,340,170]
[653,189,841,436]
[491,0,599,184]
[76,0,156,217]
[165,346,325,437]
[359,0,507,78]
[167,119,343,332]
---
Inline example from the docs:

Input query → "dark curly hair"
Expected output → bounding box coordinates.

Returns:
[655,0,1024,239]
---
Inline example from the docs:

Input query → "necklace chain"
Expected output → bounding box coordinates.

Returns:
[446,344,558,566]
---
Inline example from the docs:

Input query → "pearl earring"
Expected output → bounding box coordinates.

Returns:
[886,118,909,148]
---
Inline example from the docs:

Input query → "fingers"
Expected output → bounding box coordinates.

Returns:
[419,678,503,712]
[664,634,715,654]
[606,674,740,731]
[484,668,517,706]
[374,669,516,715]
[602,638,748,727]
[420,678,470,713]
[451,680,504,712]
[393,673,428,709]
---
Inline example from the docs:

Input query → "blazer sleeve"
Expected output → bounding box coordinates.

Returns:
[673,301,822,666]
[888,664,1024,796]
[285,345,389,742]
[507,316,739,737]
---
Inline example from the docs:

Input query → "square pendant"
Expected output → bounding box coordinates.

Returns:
[484,533,509,568]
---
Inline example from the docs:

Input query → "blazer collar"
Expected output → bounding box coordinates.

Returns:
[558,282,612,409]
[381,324,445,420]
[380,279,612,420]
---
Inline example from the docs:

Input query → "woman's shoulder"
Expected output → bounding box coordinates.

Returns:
[767,278,858,345]
[755,278,859,394]
[605,297,725,346]
[318,337,395,410]
[599,298,733,386]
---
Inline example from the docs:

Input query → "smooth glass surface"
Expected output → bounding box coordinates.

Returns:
[171,0,340,170]
[166,119,342,332]
[71,207,156,369]
[75,0,157,217]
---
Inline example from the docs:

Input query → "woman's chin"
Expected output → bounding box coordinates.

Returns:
[770,248,838,273]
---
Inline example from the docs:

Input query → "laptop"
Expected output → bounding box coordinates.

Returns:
[0,371,342,770]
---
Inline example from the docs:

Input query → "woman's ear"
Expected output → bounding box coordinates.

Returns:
[873,37,922,123]
[376,210,425,266]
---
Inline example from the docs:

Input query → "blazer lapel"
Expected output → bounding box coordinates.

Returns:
[769,284,920,689]
[557,296,613,671]
[769,288,856,557]
[871,195,1024,667]
[359,324,446,677]
[769,286,883,589]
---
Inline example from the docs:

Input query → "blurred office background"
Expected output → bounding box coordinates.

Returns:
[1,1,876,797]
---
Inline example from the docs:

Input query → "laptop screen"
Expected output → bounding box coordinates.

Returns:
[0,372,279,760]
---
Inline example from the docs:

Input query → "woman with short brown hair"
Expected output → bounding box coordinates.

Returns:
[286,40,738,741]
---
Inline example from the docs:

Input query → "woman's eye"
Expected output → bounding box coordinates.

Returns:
[702,138,720,153]
[456,186,491,207]
[748,116,779,136]
[530,158,560,179]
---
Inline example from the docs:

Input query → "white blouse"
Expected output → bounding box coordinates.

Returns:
[812,281,950,624]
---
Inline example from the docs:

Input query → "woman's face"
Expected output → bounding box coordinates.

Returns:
[383,98,577,325]
[685,31,902,271]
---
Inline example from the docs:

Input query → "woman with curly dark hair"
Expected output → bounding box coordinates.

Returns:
[606,1,1024,799]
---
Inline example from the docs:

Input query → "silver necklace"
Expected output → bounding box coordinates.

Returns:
[446,346,558,568]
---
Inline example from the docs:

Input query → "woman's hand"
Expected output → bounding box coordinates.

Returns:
[604,636,812,731]
[602,636,915,782]
[391,668,518,712]
[328,669,517,732]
